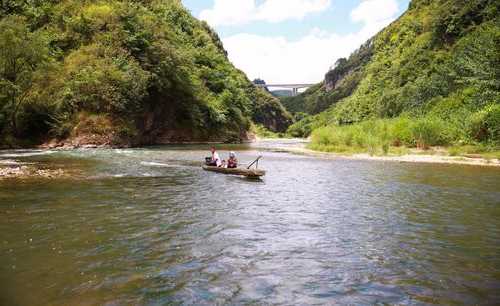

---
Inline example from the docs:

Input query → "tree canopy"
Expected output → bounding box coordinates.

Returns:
[0,0,292,147]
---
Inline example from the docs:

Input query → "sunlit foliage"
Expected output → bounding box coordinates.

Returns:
[288,0,499,149]
[0,0,292,146]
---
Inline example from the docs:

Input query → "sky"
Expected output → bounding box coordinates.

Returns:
[182,0,411,84]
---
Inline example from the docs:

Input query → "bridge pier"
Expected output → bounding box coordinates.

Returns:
[292,88,298,96]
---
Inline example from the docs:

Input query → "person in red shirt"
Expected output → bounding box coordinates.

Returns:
[227,151,238,169]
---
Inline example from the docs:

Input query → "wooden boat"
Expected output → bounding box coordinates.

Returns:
[202,165,266,178]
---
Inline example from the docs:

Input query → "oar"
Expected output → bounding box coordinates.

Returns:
[247,156,262,169]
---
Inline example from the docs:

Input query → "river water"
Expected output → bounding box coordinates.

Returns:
[1,140,500,305]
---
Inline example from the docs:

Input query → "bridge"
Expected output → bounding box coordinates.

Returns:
[254,83,315,96]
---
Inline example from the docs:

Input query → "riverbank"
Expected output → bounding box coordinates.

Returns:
[260,138,500,167]
[37,130,257,150]
[1,124,259,150]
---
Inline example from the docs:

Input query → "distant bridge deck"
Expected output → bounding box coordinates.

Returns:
[253,83,315,96]
[254,83,315,89]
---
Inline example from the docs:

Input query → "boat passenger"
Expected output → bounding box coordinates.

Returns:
[227,151,238,169]
[209,147,222,167]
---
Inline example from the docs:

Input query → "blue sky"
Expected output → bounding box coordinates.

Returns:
[182,0,410,84]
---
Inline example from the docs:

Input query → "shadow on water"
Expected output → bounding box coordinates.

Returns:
[224,175,266,184]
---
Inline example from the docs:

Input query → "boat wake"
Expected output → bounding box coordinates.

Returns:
[0,150,56,158]
[141,161,180,168]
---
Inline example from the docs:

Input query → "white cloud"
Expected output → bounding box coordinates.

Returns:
[224,31,362,84]
[256,0,331,23]
[351,0,399,25]
[200,0,331,26]
[199,0,255,26]
[221,0,400,84]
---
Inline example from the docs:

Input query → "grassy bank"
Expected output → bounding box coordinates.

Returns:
[309,114,500,159]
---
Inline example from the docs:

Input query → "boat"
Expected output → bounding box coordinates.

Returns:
[202,165,266,178]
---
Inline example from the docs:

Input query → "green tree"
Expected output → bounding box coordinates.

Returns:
[454,23,500,91]
[0,16,50,135]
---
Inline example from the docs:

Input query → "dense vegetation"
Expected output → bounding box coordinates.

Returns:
[0,0,292,147]
[286,0,500,153]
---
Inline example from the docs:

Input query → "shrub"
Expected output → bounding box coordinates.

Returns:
[287,116,315,138]
[309,115,464,153]
[310,122,382,154]
[73,113,114,136]
[115,121,138,139]
[410,116,450,149]
[382,142,390,154]
[70,3,117,40]
[310,126,332,146]
[49,113,74,139]
[390,116,413,146]
[467,104,500,144]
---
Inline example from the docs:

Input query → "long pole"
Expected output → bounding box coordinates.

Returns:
[247,156,262,169]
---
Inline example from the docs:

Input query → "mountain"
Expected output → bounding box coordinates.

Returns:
[0,0,292,148]
[286,0,500,147]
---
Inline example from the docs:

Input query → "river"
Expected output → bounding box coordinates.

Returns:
[1,140,500,305]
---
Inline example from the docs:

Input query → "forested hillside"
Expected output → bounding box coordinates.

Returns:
[286,0,499,151]
[0,0,292,147]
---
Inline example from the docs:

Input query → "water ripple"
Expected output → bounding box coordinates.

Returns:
[1,146,499,305]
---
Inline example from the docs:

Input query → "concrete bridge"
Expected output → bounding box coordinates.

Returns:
[254,83,315,96]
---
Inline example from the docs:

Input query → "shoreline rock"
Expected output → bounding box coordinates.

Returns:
[0,160,67,179]
[38,131,257,150]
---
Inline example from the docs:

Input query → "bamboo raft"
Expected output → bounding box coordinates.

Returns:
[202,166,266,178]
[202,156,266,178]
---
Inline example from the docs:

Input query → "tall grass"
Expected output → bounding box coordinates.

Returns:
[309,116,461,155]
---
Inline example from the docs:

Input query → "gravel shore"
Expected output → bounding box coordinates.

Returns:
[262,140,500,167]
[0,160,66,179]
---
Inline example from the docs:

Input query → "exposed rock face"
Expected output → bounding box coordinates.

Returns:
[41,135,128,149]
[325,39,374,91]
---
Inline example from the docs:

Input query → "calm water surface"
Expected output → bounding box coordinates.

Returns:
[1,140,500,305]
